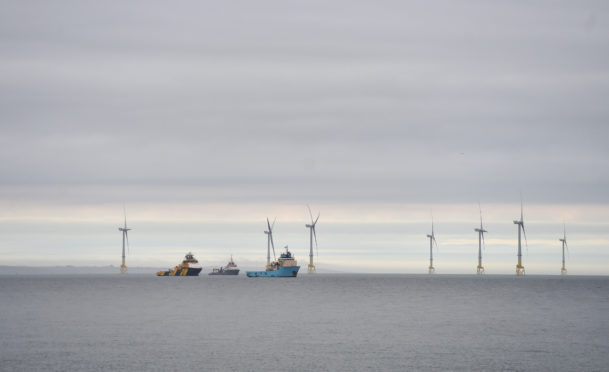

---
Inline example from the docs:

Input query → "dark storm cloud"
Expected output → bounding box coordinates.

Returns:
[1,0,608,203]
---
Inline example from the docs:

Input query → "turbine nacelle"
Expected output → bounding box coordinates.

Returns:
[427,233,438,246]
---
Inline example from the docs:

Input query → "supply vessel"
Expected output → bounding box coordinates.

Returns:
[209,256,240,275]
[156,252,203,276]
[246,246,300,277]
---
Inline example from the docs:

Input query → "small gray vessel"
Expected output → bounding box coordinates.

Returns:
[209,256,240,275]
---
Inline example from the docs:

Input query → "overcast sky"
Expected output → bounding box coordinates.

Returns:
[1,1,608,273]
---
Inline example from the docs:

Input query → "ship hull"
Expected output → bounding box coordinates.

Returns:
[156,267,202,276]
[208,270,240,275]
[246,266,300,277]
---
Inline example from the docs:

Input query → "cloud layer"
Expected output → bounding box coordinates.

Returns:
[2,1,609,204]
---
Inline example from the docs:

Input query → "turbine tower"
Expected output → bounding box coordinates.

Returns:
[264,218,276,271]
[475,204,487,275]
[305,205,320,274]
[513,200,527,276]
[427,218,438,274]
[559,223,569,275]
[118,207,131,274]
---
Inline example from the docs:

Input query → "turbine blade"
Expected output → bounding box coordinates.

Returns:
[522,224,528,256]
[482,232,486,251]
[307,204,314,223]
[313,228,318,257]
[270,234,276,260]
[478,202,483,229]
[125,231,130,255]
[267,217,271,232]
[520,196,523,222]
[314,212,320,225]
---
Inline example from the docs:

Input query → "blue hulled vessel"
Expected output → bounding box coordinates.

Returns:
[247,246,300,277]
[246,218,299,278]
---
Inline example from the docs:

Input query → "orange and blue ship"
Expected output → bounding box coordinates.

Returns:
[156,252,202,276]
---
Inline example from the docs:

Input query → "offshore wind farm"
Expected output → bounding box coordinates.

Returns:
[2,0,609,371]
[1,1,607,277]
[113,200,583,276]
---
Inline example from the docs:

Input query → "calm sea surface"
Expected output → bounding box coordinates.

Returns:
[1,274,608,371]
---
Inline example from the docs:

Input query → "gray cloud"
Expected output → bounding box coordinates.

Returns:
[1,0,608,204]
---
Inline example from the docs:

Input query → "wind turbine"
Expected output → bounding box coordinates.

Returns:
[513,199,527,276]
[118,206,131,274]
[305,205,320,274]
[264,218,276,271]
[559,223,569,275]
[427,218,438,274]
[475,204,487,275]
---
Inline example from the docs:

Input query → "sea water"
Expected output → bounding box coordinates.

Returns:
[0,274,608,371]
